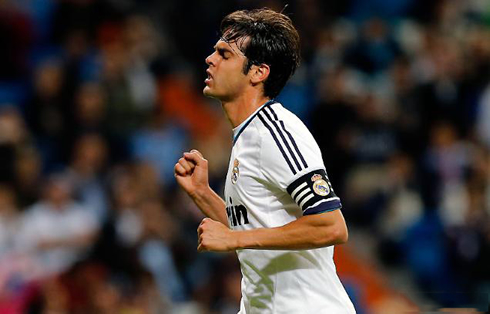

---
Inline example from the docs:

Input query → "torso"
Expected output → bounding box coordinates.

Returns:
[224,102,356,314]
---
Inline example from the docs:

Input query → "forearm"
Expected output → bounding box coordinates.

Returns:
[191,186,228,225]
[234,211,347,250]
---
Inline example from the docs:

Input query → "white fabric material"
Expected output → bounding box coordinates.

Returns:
[225,102,355,314]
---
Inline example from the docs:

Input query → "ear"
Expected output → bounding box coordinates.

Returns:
[250,64,270,85]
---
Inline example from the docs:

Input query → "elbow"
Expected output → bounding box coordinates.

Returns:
[309,212,350,247]
[313,223,348,248]
[331,222,349,245]
[337,224,349,244]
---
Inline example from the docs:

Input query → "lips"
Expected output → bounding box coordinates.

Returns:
[205,69,213,85]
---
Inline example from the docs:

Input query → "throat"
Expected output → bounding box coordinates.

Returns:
[222,96,271,128]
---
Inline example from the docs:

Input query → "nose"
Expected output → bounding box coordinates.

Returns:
[205,52,215,66]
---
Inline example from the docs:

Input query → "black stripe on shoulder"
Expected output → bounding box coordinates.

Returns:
[268,104,279,120]
[258,112,297,175]
[262,108,302,172]
[233,100,275,146]
[267,106,308,169]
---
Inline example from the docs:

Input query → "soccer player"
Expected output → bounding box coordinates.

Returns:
[174,8,356,314]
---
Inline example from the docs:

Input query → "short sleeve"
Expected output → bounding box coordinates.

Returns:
[286,169,341,215]
[258,105,341,215]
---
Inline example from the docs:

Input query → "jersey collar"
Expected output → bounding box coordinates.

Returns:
[232,99,275,145]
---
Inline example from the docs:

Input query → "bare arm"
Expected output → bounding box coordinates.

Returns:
[174,150,228,225]
[189,186,227,225]
[197,209,348,252]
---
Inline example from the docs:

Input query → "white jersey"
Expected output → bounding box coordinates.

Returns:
[224,101,356,314]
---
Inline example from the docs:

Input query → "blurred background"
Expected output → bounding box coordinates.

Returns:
[0,0,489,313]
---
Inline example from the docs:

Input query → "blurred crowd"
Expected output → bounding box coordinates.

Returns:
[0,0,489,313]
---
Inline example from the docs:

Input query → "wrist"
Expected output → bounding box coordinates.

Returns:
[231,230,244,250]
[189,184,212,201]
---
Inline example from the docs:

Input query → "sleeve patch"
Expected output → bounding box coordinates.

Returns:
[286,169,342,215]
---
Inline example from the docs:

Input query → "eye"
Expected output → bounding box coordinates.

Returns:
[218,49,229,59]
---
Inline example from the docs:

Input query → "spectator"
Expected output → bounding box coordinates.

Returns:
[66,133,109,223]
[26,59,71,167]
[0,184,21,257]
[19,173,99,277]
[0,0,489,311]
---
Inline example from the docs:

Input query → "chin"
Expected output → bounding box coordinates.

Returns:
[203,86,220,99]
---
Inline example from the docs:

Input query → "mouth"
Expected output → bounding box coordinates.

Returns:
[205,69,213,85]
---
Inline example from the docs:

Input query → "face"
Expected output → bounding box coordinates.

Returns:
[204,39,251,102]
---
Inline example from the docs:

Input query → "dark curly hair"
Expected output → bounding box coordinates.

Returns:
[220,8,301,98]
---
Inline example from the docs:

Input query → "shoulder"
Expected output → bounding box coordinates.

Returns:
[24,202,48,219]
[258,102,318,148]
[256,102,306,134]
[257,103,323,175]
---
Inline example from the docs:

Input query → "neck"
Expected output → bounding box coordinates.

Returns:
[221,92,270,128]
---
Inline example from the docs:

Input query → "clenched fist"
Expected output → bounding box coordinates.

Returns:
[197,218,237,252]
[174,149,209,198]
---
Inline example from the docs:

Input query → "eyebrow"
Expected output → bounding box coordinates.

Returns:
[214,45,233,56]
[215,38,246,57]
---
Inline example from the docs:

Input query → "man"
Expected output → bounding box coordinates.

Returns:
[174,8,356,314]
